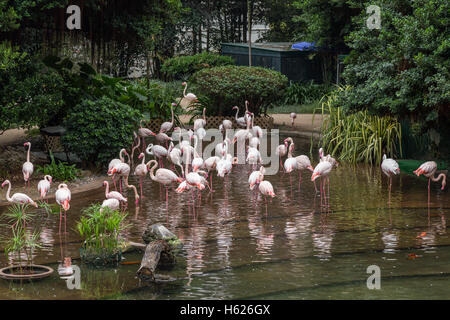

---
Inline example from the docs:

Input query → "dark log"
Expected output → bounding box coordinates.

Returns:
[136,240,171,282]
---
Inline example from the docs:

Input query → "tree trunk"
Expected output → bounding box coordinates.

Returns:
[136,240,171,282]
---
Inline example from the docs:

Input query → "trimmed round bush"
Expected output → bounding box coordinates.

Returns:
[63,96,142,167]
[161,52,234,80]
[190,65,288,116]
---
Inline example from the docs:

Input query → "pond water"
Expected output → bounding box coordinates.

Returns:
[0,135,449,300]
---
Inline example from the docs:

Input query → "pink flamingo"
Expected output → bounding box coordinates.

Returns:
[160,103,175,133]
[2,180,38,208]
[233,106,247,128]
[100,198,120,212]
[295,155,314,191]
[55,183,71,234]
[249,112,263,139]
[134,153,148,199]
[381,154,400,203]
[249,166,265,190]
[259,180,276,215]
[194,108,206,130]
[138,120,157,152]
[37,175,52,202]
[276,140,288,172]
[123,177,140,206]
[103,181,127,207]
[182,81,198,103]
[22,142,33,190]
[204,156,220,191]
[108,162,130,195]
[311,161,332,207]
[168,142,184,177]
[155,132,173,149]
[108,148,128,191]
[284,139,297,190]
[147,159,182,205]
[413,161,447,203]
[146,143,168,168]
[290,112,297,128]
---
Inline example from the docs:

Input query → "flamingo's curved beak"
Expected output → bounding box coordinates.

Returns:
[308,166,314,172]
[311,172,320,181]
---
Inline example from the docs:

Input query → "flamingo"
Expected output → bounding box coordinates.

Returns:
[284,139,298,189]
[244,101,252,123]
[194,108,206,130]
[55,184,71,234]
[249,112,263,139]
[37,175,52,202]
[155,131,173,148]
[276,140,288,172]
[147,159,182,204]
[215,137,231,158]
[295,155,314,190]
[168,142,184,176]
[22,142,33,190]
[290,112,297,127]
[133,153,148,199]
[146,143,168,168]
[221,119,233,132]
[232,106,247,128]
[108,162,130,195]
[160,103,175,133]
[249,166,265,190]
[123,177,140,205]
[2,180,38,208]
[103,181,127,205]
[247,146,262,170]
[249,136,260,149]
[108,148,129,191]
[138,120,157,152]
[182,81,198,104]
[381,154,400,202]
[100,198,120,212]
[413,161,447,203]
[311,161,333,207]
[204,156,220,191]
[259,180,276,214]
[232,117,252,145]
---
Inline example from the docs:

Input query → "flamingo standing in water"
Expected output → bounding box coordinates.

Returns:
[290,113,297,128]
[100,198,120,212]
[146,143,168,168]
[37,175,52,202]
[22,142,33,190]
[108,149,129,191]
[204,156,220,191]
[134,153,148,199]
[55,184,71,234]
[232,106,248,128]
[284,138,298,190]
[2,180,38,208]
[381,154,400,203]
[103,181,127,207]
[276,140,288,172]
[295,155,314,191]
[108,162,130,195]
[413,161,447,203]
[249,166,265,191]
[138,120,157,152]
[311,161,332,207]
[259,179,276,215]
[194,108,206,130]
[160,103,175,133]
[147,159,182,205]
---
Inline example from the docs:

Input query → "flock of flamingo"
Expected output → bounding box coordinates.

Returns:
[0,82,447,233]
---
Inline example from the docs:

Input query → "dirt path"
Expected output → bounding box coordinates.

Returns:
[0,128,30,146]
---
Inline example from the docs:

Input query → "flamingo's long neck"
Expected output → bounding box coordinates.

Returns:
[141,154,146,165]
[26,144,31,162]
[4,181,12,202]
[105,182,110,197]
[119,149,125,162]
[148,160,158,181]
[170,104,174,125]
[183,83,187,98]
[431,173,446,187]
[288,143,294,158]
[251,113,254,129]
[234,107,240,120]
[202,108,206,121]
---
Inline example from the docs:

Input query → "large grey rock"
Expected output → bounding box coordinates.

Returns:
[142,223,183,252]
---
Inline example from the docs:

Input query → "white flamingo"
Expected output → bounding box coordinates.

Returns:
[108,148,129,191]
[381,154,400,203]
[295,155,314,190]
[276,140,288,172]
[249,166,265,190]
[138,120,157,152]
[133,153,148,199]
[37,175,52,202]
[259,179,276,214]
[311,161,333,207]
[182,81,198,104]
[55,183,71,234]
[232,106,247,128]
[290,112,297,127]
[249,112,263,139]
[160,103,175,133]
[100,198,120,212]
[2,180,38,207]
[147,159,182,204]
[194,108,206,130]
[146,143,168,168]
[103,181,127,205]
[22,141,33,190]
[108,162,130,195]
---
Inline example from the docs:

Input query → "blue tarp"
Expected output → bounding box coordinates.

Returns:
[291,41,317,51]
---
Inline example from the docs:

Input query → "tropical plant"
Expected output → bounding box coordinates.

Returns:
[315,86,402,165]
[282,81,332,105]
[190,65,288,116]
[62,96,142,168]
[161,52,234,80]
[36,152,81,182]
[1,204,41,272]
[76,204,129,265]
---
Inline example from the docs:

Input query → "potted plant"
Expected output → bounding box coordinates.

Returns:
[0,204,53,280]
[76,204,129,267]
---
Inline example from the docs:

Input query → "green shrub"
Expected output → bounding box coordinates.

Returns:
[190,65,288,116]
[315,86,402,165]
[63,96,142,167]
[36,152,81,182]
[161,52,234,80]
[282,81,332,105]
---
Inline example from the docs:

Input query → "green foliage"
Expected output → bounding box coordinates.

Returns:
[316,86,402,165]
[76,204,128,257]
[0,0,20,32]
[161,52,234,80]
[190,65,288,116]
[282,81,332,105]
[1,204,41,269]
[36,152,81,182]
[341,0,449,127]
[0,44,65,132]
[62,96,142,167]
